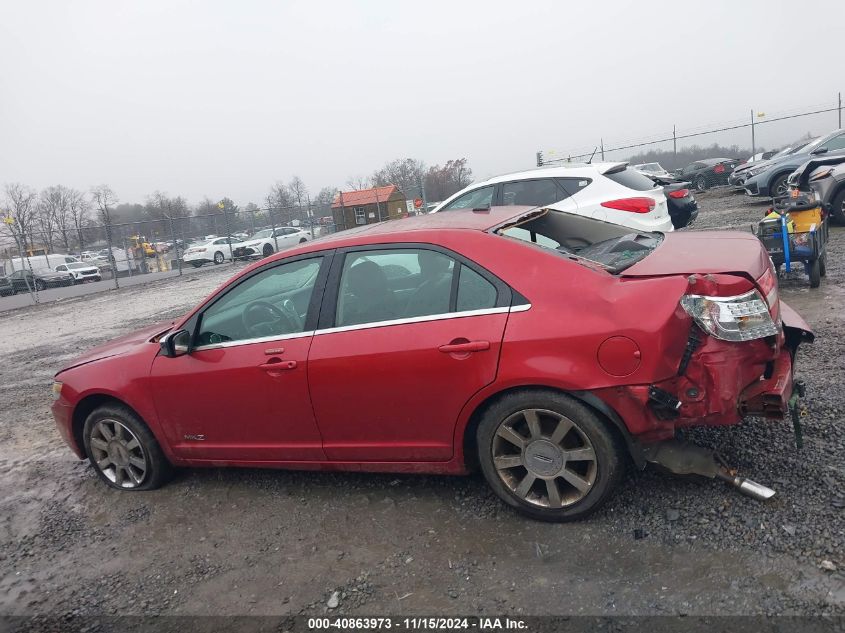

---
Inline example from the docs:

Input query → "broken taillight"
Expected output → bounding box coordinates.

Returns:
[600,197,656,214]
[756,265,779,317]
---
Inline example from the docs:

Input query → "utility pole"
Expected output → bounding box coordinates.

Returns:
[673,125,677,160]
[600,138,605,161]
[374,186,383,223]
[839,92,842,128]
[419,177,428,214]
[751,109,756,157]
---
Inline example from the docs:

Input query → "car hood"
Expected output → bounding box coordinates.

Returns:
[55,321,173,375]
[620,230,769,279]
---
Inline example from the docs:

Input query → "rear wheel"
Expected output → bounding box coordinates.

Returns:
[83,403,172,491]
[695,176,707,192]
[819,255,826,277]
[477,390,624,522]
[299,237,307,243]
[35,280,47,291]
[213,251,224,265]
[262,243,274,257]
[809,258,821,288]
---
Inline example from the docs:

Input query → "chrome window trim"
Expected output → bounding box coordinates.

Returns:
[190,303,532,350]
[193,330,316,352]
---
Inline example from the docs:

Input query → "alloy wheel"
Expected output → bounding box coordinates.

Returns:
[492,408,597,508]
[88,419,148,489]
[214,251,224,264]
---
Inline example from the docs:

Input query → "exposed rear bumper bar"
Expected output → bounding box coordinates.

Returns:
[738,348,794,418]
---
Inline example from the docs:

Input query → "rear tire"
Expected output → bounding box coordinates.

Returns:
[299,238,307,243]
[695,176,707,192]
[809,258,821,288]
[83,403,172,491]
[476,390,624,522]
[819,255,826,277]
[35,280,47,291]
[213,251,224,265]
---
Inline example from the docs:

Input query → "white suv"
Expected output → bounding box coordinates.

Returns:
[431,163,673,232]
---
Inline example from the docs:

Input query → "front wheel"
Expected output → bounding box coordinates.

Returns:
[770,172,790,200]
[477,390,624,522]
[83,403,172,491]
[262,243,274,258]
[829,190,845,225]
[35,280,47,291]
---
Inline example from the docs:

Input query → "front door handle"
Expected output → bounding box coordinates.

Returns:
[438,340,490,354]
[258,358,297,372]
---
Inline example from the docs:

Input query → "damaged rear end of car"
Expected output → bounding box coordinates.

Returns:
[491,208,813,501]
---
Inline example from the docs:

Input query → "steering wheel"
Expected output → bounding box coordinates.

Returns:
[242,300,300,338]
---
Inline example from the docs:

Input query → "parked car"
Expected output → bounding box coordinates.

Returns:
[674,158,739,191]
[632,162,672,178]
[51,205,812,521]
[9,268,73,292]
[744,129,845,199]
[232,227,312,260]
[729,142,815,188]
[787,155,845,224]
[182,236,238,267]
[644,175,699,229]
[55,262,103,284]
[431,163,674,233]
[0,276,13,297]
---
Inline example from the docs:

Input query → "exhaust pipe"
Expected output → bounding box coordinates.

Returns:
[717,473,777,501]
[643,439,777,502]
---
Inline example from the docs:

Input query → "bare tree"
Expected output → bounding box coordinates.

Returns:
[313,186,338,218]
[90,185,119,254]
[345,175,371,191]
[36,188,63,252]
[40,185,76,251]
[3,183,38,253]
[68,188,90,250]
[424,158,474,201]
[266,182,293,224]
[288,176,308,222]
[371,158,426,199]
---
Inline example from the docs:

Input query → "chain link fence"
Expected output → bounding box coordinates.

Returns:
[1,206,336,307]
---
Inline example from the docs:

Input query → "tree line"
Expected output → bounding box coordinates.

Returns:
[1,157,474,255]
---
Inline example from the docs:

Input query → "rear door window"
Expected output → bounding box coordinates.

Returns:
[604,167,657,191]
[500,179,563,206]
[440,186,495,211]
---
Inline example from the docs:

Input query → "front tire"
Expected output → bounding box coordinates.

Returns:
[829,189,845,225]
[770,172,790,200]
[83,403,172,491]
[35,280,47,291]
[262,243,274,258]
[476,390,624,522]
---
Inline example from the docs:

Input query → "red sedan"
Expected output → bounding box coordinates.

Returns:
[51,206,813,521]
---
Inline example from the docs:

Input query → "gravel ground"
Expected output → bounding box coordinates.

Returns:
[0,191,843,625]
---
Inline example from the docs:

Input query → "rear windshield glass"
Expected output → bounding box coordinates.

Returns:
[604,167,656,191]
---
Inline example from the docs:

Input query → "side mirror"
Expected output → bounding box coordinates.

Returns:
[811,147,828,155]
[160,329,191,357]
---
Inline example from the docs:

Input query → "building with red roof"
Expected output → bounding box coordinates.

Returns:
[332,185,407,229]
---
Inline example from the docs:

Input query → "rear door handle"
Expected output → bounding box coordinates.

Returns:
[438,340,490,354]
[259,358,297,372]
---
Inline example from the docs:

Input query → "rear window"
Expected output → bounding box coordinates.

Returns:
[603,167,656,191]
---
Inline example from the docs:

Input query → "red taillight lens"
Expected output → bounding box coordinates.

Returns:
[600,197,656,214]
[668,189,689,199]
[714,164,725,174]
[756,267,778,311]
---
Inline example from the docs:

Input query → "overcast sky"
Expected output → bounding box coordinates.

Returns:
[1,0,843,206]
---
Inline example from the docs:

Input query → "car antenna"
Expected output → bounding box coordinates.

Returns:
[587,147,597,164]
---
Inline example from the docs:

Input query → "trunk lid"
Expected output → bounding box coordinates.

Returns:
[620,230,770,280]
